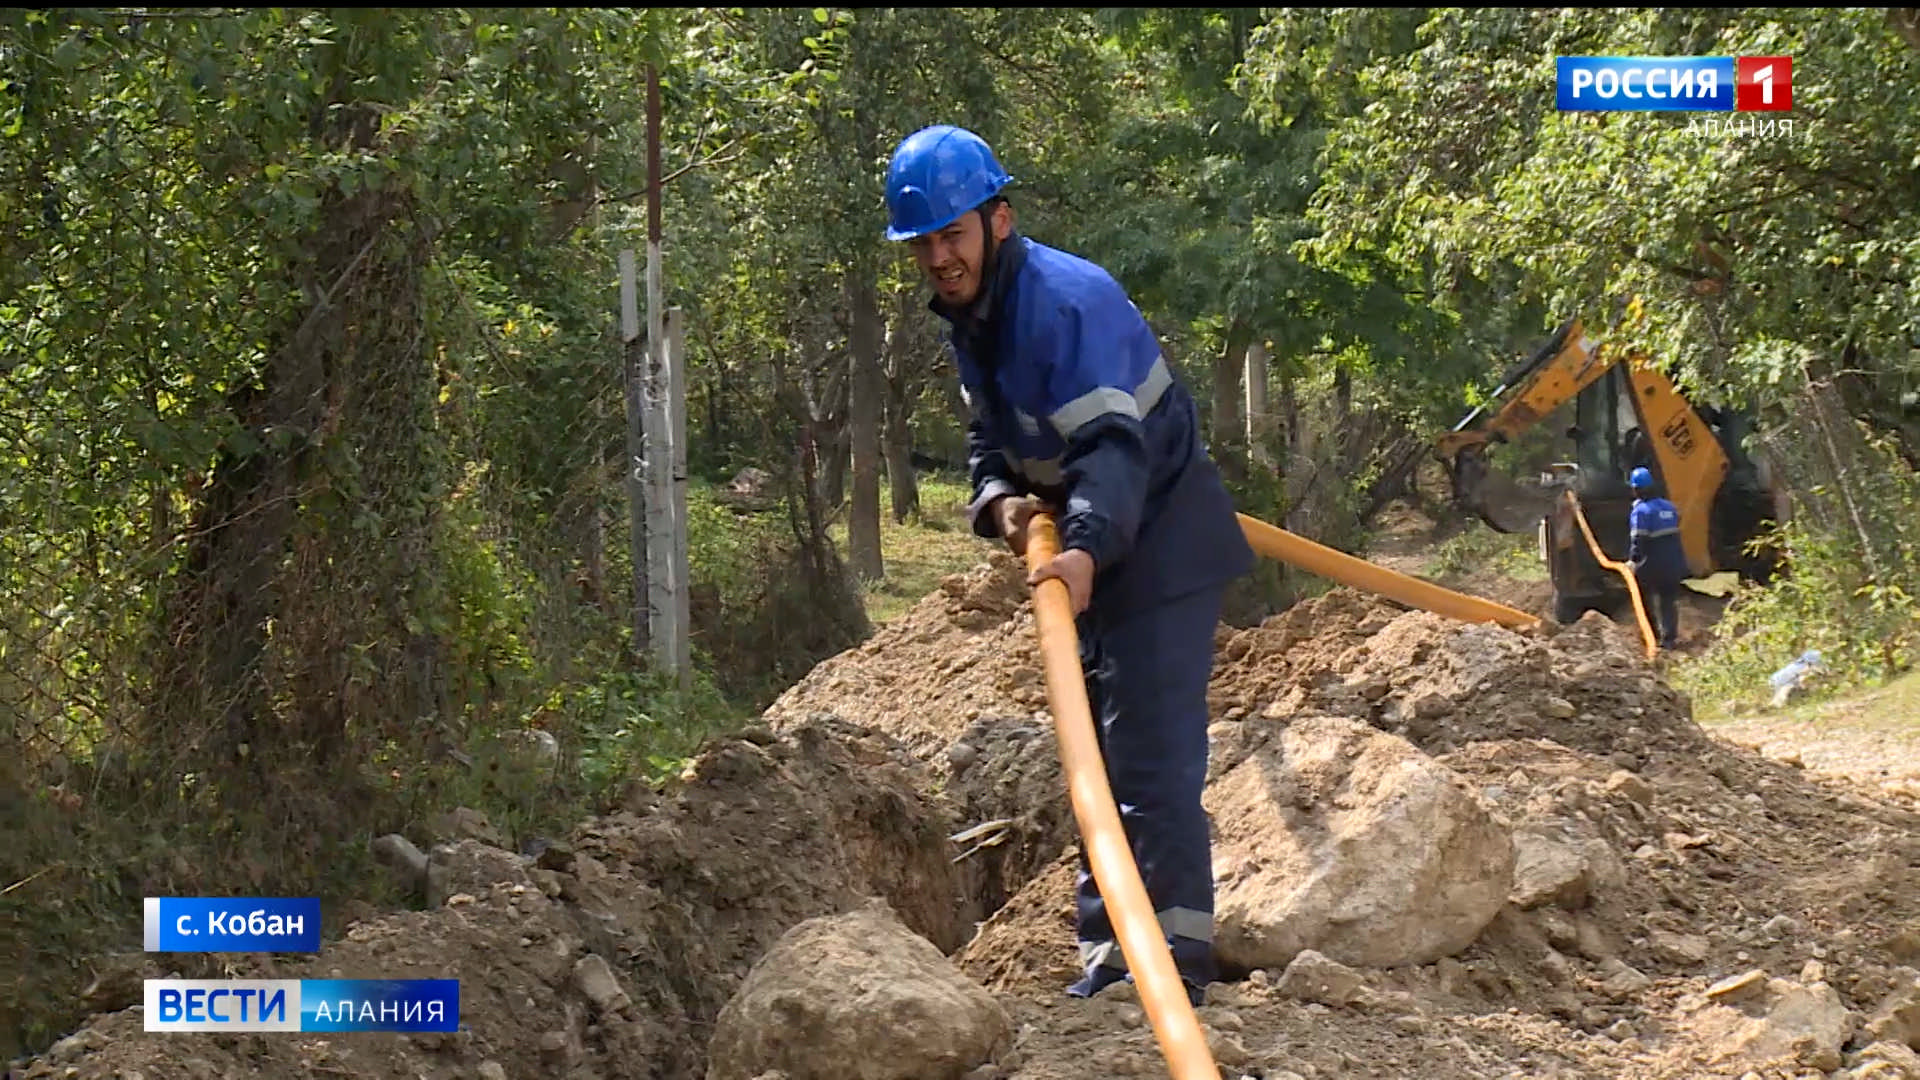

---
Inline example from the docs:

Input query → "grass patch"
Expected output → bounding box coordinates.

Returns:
[1689,665,1920,731]
[1424,525,1547,582]
[827,474,999,626]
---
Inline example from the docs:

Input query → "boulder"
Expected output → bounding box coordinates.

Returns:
[1866,968,1920,1048]
[1703,977,1858,1074]
[1509,829,1591,910]
[1207,716,1514,971]
[707,901,1011,1080]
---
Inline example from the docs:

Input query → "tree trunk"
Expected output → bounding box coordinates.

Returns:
[821,429,848,509]
[1244,338,1272,467]
[1212,317,1251,484]
[846,269,885,581]
[705,364,721,456]
[1890,8,1920,52]
[152,182,441,776]
[801,348,849,510]
[1279,369,1314,535]
[881,318,920,523]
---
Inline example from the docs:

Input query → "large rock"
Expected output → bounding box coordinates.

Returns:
[707,901,1012,1080]
[1508,829,1591,910]
[1866,968,1920,1047]
[1207,715,1514,971]
[1701,977,1858,1074]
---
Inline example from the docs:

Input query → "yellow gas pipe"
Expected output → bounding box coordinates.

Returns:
[1236,513,1539,629]
[1023,512,1222,1080]
[1559,492,1660,660]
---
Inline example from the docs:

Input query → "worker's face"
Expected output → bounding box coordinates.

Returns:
[910,202,1012,307]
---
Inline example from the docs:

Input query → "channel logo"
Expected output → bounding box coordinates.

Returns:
[1557,56,1792,112]
[143,979,460,1032]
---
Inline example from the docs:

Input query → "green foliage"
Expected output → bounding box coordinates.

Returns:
[1427,526,1545,582]
[542,666,732,800]
[1249,8,1920,406]
[1241,7,1920,691]
[1681,443,1920,710]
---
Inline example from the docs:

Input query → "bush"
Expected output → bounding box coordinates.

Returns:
[1676,518,1919,712]
[1426,526,1542,581]
[685,482,870,709]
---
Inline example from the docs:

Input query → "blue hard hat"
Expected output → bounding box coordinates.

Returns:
[1629,466,1654,489]
[883,125,1013,241]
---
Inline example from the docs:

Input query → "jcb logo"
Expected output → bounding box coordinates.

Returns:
[1662,415,1696,458]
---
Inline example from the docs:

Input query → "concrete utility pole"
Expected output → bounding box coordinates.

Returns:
[642,63,690,686]
[1245,339,1272,467]
[621,249,649,660]
[655,307,689,687]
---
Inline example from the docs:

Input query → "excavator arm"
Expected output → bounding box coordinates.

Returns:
[1437,314,1732,579]
[1435,317,1614,532]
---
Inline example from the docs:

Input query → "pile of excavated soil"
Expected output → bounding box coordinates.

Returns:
[768,557,1920,1079]
[768,555,1043,754]
[13,717,978,1080]
[17,555,1920,1080]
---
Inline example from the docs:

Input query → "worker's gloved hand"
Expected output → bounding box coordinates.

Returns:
[1028,548,1096,615]
[991,494,1053,557]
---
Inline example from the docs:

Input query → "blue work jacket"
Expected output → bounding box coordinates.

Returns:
[932,234,1254,624]
[1628,496,1687,582]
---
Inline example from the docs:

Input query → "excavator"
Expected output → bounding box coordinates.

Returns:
[1435,316,1789,624]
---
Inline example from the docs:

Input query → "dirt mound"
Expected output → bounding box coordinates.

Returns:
[767,554,1074,907]
[766,554,1041,753]
[1211,593,1703,760]
[763,563,1920,1077]
[937,590,1920,1078]
[20,563,1920,1080]
[13,716,973,1080]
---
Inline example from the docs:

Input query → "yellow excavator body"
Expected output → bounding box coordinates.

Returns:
[1437,317,1787,622]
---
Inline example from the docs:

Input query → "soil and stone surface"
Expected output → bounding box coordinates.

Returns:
[14,551,1920,1080]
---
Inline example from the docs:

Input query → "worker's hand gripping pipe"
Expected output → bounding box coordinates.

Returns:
[1560,492,1660,660]
[1023,513,1223,1080]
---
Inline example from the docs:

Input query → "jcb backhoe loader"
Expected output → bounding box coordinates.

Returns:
[1436,317,1789,624]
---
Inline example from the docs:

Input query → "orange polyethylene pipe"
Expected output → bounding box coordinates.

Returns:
[1235,513,1540,630]
[1562,492,1660,660]
[1023,513,1222,1080]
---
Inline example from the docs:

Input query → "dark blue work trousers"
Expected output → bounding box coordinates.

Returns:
[1634,565,1681,648]
[1070,582,1222,997]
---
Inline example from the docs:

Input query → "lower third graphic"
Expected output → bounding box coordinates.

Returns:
[144,979,459,1032]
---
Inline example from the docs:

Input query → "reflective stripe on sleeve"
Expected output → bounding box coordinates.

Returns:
[1047,355,1173,438]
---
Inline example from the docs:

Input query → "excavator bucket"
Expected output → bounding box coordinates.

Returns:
[1449,443,1557,535]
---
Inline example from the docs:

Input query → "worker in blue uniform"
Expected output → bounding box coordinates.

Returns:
[883,125,1255,1007]
[1627,466,1685,649]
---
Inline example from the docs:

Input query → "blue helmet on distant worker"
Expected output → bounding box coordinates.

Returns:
[1630,466,1655,490]
[883,125,1013,241]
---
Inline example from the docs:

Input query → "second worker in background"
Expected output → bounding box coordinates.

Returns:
[1628,466,1686,649]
